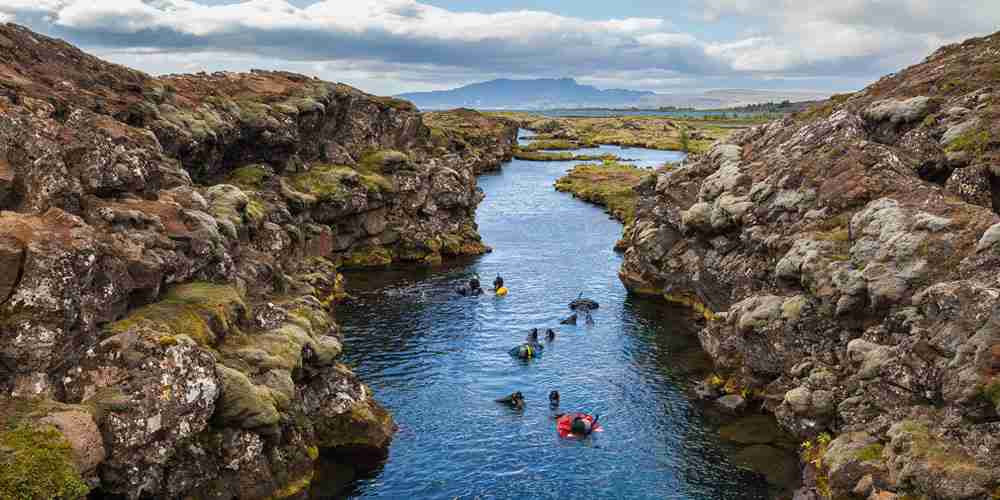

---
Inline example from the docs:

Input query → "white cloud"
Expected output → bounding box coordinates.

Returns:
[0,0,997,94]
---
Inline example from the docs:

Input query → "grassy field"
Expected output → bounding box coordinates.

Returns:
[495,111,764,154]
[553,161,656,225]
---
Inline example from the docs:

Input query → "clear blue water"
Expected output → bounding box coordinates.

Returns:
[323,146,799,499]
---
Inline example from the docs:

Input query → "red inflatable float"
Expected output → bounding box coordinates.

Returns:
[556,413,602,438]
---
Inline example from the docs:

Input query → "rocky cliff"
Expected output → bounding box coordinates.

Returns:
[0,24,515,499]
[619,31,1000,499]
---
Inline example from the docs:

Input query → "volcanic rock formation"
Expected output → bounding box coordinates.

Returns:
[619,31,1000,499]
[0,23,515,499]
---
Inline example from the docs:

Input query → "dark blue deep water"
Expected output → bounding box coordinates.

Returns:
[320,142,799,499]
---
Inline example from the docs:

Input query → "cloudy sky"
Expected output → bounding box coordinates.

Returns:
[2,0,999,96]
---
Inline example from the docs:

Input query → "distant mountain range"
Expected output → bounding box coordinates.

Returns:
[396,78,831,111]
[397,78,655,110]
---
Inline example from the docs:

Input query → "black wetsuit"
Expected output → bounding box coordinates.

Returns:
[509,342,544,359]
[497,392,525,410]
[526,328,539,342]
[457,278,484,296]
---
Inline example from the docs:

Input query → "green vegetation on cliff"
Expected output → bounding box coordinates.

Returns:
[0,425,89,500]
[291,164,394,201]
[104,283,247,347]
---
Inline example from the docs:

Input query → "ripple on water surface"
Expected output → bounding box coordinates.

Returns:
[322,148,798,499]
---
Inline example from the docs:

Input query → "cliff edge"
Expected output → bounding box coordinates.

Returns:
[620,31,1000,499]
[0,24,515,499]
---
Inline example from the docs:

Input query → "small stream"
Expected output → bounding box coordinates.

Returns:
[315,134,800,499]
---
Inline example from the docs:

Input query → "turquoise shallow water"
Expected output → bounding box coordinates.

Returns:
[321,145,798,499]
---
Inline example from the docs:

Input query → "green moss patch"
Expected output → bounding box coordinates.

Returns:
[554,162,651,225]
[342,246,393,268]
[513,149,621,162]
[0,425,89,500]
[104,283,247,347]
[979,379,1000,408]
[945,128,992,156]
[228,165,270,190]
[892,420,985,475]
[267,470,314,500]
[291,165,394,201]
[518,139,585,152]
[855,443,884,462]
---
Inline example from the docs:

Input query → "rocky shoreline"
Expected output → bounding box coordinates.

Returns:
[0,24,515,499]
[618,32,1000,499]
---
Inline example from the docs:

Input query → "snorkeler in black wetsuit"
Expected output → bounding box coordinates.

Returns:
[456,276,484,296]
[509,342,544,359]
[526,328,539,342]
[496,391,525,410]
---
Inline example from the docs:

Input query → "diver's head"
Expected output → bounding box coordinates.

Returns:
[549,390,560,403]
[571,417,593,435]
[546,329,555,340]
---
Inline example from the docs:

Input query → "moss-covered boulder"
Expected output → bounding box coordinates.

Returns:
[0,424,90,499]
[103,282,248,347]
[301,364,395,462]
[214,364,281,430]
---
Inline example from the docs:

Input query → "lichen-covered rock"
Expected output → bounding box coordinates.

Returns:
[301,364,396,457]
[823,432,885,498]
[0,24,516,499]
[618,28,1000,499]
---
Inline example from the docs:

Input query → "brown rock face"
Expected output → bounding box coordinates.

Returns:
[0,24,515,499]
[619,31,1000,499]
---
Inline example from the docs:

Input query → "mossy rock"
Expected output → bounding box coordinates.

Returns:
[0,425,90,500]
[358,150,408,174]
[291,165,393,202]
[979,379,1000,411]
[374,96,416,112]
[341,246,392,268]
[104,283,247,346]
[214,364,281,430]
[267,470,313,500]
[221,321,341,374]
[228,165,271,190]
[314,400,394,452]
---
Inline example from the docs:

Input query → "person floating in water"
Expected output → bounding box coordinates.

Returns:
[556,413,601,438]
[549,390,560,409]
[496,391,525,410]
[564,295,599,325]
[526,328,539,343]
[493,274,508,296]
[509,342,543,360]
[545,328,556,341]
[456,275,484,296]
